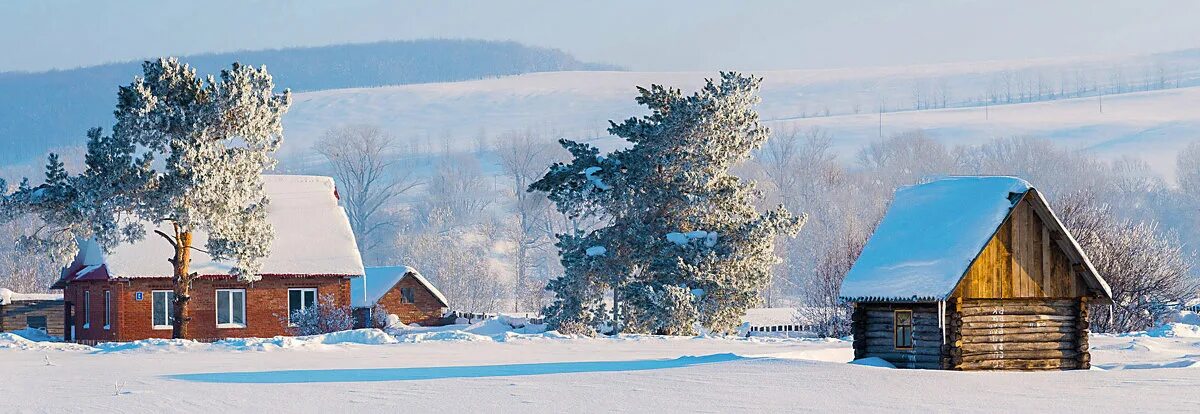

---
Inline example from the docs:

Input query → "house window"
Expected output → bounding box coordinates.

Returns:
[288,288,317,325]
[152,290,176,330]
[400,287,415,304]
[82,290,91,329]
[26,315,47,331]
[216,289,246,328]
[103,290,111,330]
[894,310,914,349]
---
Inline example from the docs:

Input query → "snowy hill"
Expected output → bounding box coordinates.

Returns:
[9,48,1200,181]
[277,48,1200,179]
[0,39,621,165]
[781,86,1200,181]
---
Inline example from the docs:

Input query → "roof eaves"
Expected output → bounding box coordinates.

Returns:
[840,296,943,303]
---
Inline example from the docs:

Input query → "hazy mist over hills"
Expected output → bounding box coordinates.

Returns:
[0,38,621,165]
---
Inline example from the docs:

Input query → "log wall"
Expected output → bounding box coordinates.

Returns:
[851,303,944,369]
[945,298,1090,370]
[0,299,65,338]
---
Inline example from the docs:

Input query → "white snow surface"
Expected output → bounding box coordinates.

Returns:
[581,166,611,190]
[75,175,364,278]
[840,176,1032,301]
[5,318,1200,412]
[665,230,718,247]
[585,246,607,256]
[0,288,61,305]
[352,266,449,308]
[849,356,897,368]
[741,308,800,326]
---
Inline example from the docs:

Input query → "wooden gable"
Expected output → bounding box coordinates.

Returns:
[952,192,1093,299]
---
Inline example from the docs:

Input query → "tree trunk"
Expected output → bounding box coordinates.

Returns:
[611,286,620,334]
[171,230,194,339]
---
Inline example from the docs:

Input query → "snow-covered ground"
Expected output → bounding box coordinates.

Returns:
[4,318,1200,413]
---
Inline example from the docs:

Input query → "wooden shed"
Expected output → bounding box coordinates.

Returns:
[839,177,1113,370]
[0,288,65,338]
[351,266,450,326]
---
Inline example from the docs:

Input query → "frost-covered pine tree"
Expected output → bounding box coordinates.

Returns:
[1,127,154,270]
[531,72,804,335]
[114,58,291,338]
[2,58,290,339]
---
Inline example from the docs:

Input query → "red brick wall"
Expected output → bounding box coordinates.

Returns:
[64,281,121,342]
[375,275,447,325]
[66,276,351,342]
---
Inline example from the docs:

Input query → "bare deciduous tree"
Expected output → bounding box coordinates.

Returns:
[496,131,563,311]
[395,209,507,313]
[421,154,493,225]
[316,125,418,263]
[1177,141,1200,200]
[796,230,865,338]
[1057,190,1199,333]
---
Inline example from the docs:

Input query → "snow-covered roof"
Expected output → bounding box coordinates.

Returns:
[351,266,449,308]
[839,176,1110,303]
[0,288,63,305]
[842,176,1024,301]
[68,175,365,279]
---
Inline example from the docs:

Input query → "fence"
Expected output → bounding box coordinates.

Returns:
[443,310,544,325]
[747,324,816,334]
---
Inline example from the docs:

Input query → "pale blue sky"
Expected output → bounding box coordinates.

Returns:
[3,0,1200,72]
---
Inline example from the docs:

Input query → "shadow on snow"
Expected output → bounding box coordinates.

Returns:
[167,353,748,384]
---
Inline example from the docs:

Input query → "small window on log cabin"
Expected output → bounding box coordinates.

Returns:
[894,310,913,349]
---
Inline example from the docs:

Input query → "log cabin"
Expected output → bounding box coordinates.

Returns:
[50,175,365,343]
[0,288,65,338]
[839,176,1113,370]
[351,266,450,327]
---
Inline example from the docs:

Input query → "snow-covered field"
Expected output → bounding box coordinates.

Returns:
[4,319,1200,413]
[283,70,1200,182]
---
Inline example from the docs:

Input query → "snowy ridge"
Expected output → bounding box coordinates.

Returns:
[840,176,1032,301]
[73,175,364,278]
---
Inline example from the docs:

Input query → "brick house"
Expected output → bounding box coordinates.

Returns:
[0,288,65,338]
[50,175,365,343]
[352,266,449,326]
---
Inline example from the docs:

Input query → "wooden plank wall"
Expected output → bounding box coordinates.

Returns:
[0,300,65,338]
[953,195,1087,299]
[851,303,943,369]
[945,298,1090,370]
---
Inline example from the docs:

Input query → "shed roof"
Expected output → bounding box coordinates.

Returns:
[0,288,63,305]
[351,266,449,308]
[839,176,1111,303]
[58,175,364,283]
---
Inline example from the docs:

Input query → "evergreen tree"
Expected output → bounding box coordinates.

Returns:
[2,58,290,339]
[531,72,804,335]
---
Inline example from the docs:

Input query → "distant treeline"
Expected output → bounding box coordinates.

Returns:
[0,39,623,165]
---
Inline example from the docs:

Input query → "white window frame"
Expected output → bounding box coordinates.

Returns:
[287,288,318,327]
[103,290,111,330]
[152,290,175,330]
[215,289,247,329]
[82,290,91,329]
